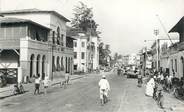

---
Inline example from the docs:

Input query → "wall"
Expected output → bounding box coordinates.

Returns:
[73,36,88,72]
[92,36,99,70]
[2,12,73,78]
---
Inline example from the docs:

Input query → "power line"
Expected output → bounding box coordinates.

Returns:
[156,14,174,45]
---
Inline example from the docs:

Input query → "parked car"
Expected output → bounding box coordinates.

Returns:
[126,69,138,78]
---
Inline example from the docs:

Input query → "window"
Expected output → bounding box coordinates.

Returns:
[171,59,173,70]
[52,31,55,44]
[60,34,64,46]
[74,65,77,70]
[82,42,85,48]
[81,52,85,59]
[61,34,64,41]
[175,59,177,72]
[74,52,77,59]
[74,41,77,47]
[36,32,40,41]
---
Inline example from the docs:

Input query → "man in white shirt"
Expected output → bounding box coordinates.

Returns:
[98,75,110,104]
[34,75,41,95]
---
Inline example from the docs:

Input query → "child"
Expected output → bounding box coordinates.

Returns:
[43,77,49,94]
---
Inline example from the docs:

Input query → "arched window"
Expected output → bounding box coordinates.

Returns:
[57,56,60,71]
[57,27,60,45]
[52,31,55,44]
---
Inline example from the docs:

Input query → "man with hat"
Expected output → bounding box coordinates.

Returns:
[98,75,110,104]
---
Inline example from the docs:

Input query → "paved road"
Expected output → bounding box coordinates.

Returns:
[0,71,183,112]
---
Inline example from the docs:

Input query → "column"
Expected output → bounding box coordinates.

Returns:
[39,60,42,79]
[33,59,37,77]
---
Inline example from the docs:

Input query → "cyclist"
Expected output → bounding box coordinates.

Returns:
[98,75,110,105]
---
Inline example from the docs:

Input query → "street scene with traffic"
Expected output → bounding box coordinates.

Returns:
[0,0,184,112]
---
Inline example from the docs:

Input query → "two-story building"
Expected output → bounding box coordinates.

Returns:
[66,28,87,73]
[168,16,184,78]
[67,27,100,73]
[0,9,74,83]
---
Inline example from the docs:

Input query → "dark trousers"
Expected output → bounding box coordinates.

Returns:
[34,84,40,94]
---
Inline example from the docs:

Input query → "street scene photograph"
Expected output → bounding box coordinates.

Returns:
[0,0,184,112]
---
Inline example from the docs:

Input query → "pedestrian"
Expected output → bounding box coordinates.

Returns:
[157,86,164,109]
[65,72,70,85]
[160,72,164,85]
[43,77,49,94]
[61,71,70,88]
[98,75,110,105]
[145,75,155,97]
[137,73,142,87]
[167,74,173,92]
[34,74,41,95]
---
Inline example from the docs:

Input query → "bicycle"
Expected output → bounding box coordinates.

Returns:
[101,89,108,105]
[13,83,25,95]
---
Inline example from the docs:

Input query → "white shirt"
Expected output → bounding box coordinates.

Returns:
[35,78,40,84]
[98,79,110,91]
[43,79,49,87]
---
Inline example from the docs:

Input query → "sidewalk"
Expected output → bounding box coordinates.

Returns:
[0,74,87,99]
[162,92,184,112]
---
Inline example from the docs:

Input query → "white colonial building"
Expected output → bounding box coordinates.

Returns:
[67,28,100,73]
[0,9,74,83]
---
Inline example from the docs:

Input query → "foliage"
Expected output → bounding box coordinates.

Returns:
[71,2,98,35]
[111,52,122,66]
[99,42,111,66]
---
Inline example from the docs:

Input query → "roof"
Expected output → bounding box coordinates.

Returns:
[66,27,86,37]
[0,17,50,30]
[0,8,70,22]
[169,16,184,33]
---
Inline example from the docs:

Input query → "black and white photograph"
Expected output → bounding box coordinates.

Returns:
[0,0,184,112]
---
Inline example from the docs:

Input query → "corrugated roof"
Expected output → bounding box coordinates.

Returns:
[0,8,70,22]
[0,17,50,30]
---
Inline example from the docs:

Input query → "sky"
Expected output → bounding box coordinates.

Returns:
[0,0,184,55]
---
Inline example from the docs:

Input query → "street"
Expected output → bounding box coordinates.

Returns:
[0,71,184,112]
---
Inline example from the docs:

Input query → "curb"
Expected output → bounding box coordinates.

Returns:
[51,75,86,86]
[0,75,87,94]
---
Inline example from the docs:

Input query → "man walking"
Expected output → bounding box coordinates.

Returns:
[34,74,41,95]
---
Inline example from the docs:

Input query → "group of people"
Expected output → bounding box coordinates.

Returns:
[34,72,70,95]
[34,74,49,95]
[145,69,173,109]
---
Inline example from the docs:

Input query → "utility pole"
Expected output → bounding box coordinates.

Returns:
[154,29,159,71]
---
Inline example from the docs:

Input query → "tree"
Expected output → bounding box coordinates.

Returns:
[99,42,111,66]
[71,2,98,36]
[111,52,123,66]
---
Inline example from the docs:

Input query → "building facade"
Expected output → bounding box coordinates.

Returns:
[73,32,88,73]
[0,9,74,83]
[68,28,100,73]
[168,16,184,78]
